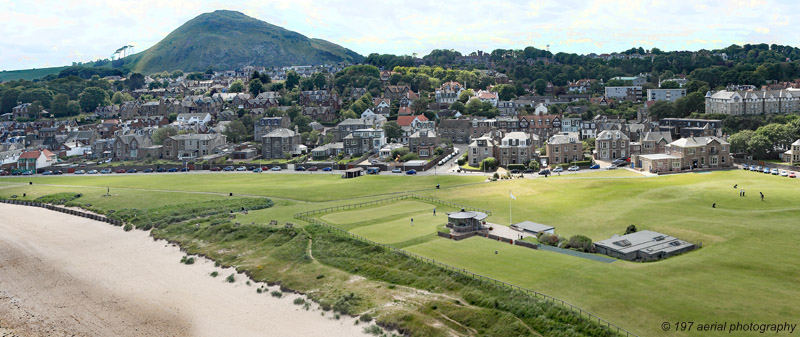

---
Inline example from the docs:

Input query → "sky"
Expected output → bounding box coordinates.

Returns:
[1,0,798,71]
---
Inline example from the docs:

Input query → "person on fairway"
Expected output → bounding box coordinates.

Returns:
[734,184,738,189]
[433,208,436,216]
[760,192,764,201]
[411,218,414,226]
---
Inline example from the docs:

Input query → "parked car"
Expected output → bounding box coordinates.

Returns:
[770,168,779,175]
[87,170,98,174]
[42,171,53,175]
[307,166,318,171]
[538,169,551,175]
[143,168,154,173]
[74,170,85,174]
[271,166,281,171]
[789,172,797,178]
[210,167,221,171]
[523,169,534,173]
[763,167,771,174]
[253,168,263,173]
[322,167,332,171]
[607,165,618,170]
[568,166,580,171]
[589,164,600,169]
[742,164,749,170]
[223,166,234,171]
[101,168,112,174]
[127,169,137,173]
[22,171,33,175]
[167,168,178,172]
[0,170,8,176]
[236,166,246,171]
[612,159,627,166]
[405,169,417,175]
[552,166,564,173]
[749,165,757,171]
[180,167,190,172]
[392,168,402,173]
[780,170,788,177]
[115,169,126,174]
[247,166,255,171]
[295,166,306,171]
[54,170,63,175]
[261,166,270,171]
[510,169,520,174]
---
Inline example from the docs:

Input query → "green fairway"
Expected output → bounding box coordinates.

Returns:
[3,169,799,336]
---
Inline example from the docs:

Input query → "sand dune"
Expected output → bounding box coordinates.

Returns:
[0,203,366,337]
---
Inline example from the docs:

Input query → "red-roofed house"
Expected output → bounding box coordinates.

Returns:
[17,149,57,172]
[398,106,412,115]
[396,115,434,144]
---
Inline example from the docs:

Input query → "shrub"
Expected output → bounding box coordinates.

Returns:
[528,161,540,170]
[123,224,133,232]
[35,192,82,205]
[390,147,409,160]
[270,290,282,298]
[565,235,594,253]
[316,274,325,279]
[400,153,419,162]
[625,224,638,234]
[363,325,382,335]
[256,288,263,294]
[210,271,219,277]
[293,298,305,305]
[537,233,560,247]
[359,314,373,322]
[457,158,466,165]
[226,273,236,283]
[507,164,527,170]
[479,157,498,171]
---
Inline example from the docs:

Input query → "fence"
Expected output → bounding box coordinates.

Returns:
[0,199,123,226]
[295,199,637,337]
[295,194,492,218]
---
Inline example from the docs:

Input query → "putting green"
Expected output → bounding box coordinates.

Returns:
[320,200,435,225]
[350,210,445,244]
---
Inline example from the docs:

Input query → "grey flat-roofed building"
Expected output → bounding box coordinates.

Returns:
[594,230,696,262]
[447,210,488,233]
[510,221,554,235]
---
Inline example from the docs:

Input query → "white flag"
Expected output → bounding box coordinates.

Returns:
[510,192,516,200]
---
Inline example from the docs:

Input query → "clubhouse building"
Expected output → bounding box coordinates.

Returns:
[594,230,696,262]
[446,209,488,234]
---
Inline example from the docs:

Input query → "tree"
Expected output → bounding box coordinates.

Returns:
[78,87,108,112]
[1,88,21,114]
[151,126,178,145]
[648,101,676,119]
[249,79,264,96]
[222,120,250,143]
[534,79,547,95]
[229,80,244,93]
[457,89,474,103]
[746,133,772,159]
[411,97,428,114]
[383,121,403,142]
[659,81,680,89]
[449,101,465,113]
[127,73,145,90]
[110,92,133,104]
[292,115,313,133]
[51,93,69,117]
[479,157,498,171]
[674,92,705,116]
[340,109,358,119]
[728,130,753,154]
[286,71,300,90]
[19,88,54,109]
[66,100,81,116]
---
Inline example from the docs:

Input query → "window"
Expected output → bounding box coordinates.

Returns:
[710,156,718,165]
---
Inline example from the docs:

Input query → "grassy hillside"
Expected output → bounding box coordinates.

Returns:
[130,10,363,74]
[0,66,68,82]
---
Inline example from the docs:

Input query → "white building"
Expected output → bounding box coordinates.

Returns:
[647,89,687,102]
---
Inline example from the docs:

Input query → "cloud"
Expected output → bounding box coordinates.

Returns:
[2,0,800,70]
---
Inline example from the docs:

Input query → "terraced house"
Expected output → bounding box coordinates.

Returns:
[705,89,800,115]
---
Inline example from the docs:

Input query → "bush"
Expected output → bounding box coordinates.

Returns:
[256,288,263,294]
[123,224,133,232]
[537,233,560,247]
[479,157,498,171]
[400,153,419,162]
[35,192,82,205]
[572,160,593,167]
[390,147,409,160]
[363,325,382,335]
[507,164,527,170]
[528,161,540,170]
[316,274,325,279]
[185,257,195,265]
[625,224,638,234]
[565,235,594,253]
[359,314,373,322]
[293,298,305,305]
[210,271,219,277]
[457,158,466,165]
[226,273,236,283]
[271,290,283,298]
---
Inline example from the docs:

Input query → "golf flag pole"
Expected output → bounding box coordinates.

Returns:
[509,191,516,226]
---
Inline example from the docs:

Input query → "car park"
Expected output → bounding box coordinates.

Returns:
[101,168,112,174]
[405,169,417,175]
[568,166,580,171]
[589,164,600,169]
[322,167,332,171]
[271,166,281,171]
[87,170,98,174]
[392,168,402,173]
[552,166,564,173]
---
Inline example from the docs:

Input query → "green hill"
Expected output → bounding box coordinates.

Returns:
[129,10,363,74]
[0,66,68,82]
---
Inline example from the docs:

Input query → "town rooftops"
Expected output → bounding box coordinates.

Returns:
[638,153,681,160]
[670,136,729,148]
[793,139,800,146]
[548,133,579,145]
[263,128,296,138]
[594,230,694,255]
[596,130,630,140]
[447,210,488,220]
[396,115,429,126]
[170,133,220,141]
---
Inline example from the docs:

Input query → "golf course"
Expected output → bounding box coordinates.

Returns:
[1,168,797,336]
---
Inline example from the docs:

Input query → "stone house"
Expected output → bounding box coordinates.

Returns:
[594,130,630,161]
[468,135,497,167]
[114,134,152,161]
[261,127,302,159]
[162,133,226,160]
[409,129,438,158]
[498,132,534,167]
[254,116,291,140]
[547,133,582,166]
[343,128,385,156]
[438,118,471,144]
[663,136,731,170]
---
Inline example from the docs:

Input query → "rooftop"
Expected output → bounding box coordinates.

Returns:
[595,230,694,255]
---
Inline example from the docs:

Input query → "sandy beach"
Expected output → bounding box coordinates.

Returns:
[0,203,366,337]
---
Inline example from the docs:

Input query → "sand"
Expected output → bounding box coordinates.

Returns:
[0,203,367,337]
